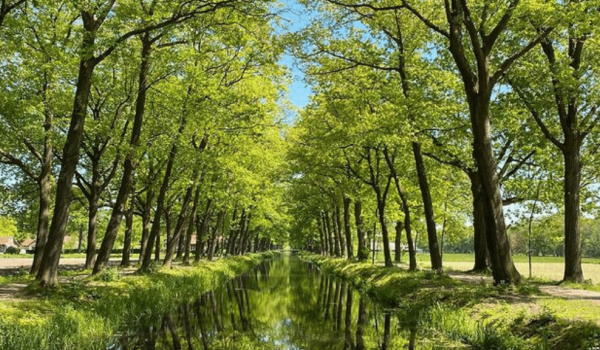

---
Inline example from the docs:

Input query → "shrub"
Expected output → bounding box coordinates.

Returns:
[5,247,20,255]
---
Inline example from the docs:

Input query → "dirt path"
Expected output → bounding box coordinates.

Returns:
[445,270,600,303]
[0,259,139,301]
[0,257,87,269]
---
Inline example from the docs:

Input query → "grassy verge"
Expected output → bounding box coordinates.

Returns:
[302,253,600,350]
[0,252,277,350]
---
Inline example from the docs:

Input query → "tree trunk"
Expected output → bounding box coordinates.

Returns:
[384,151,414,270]
[563,145,584,282]
[120,196,134,267]
[183,185,201,265]
[164,183,195,268]
[317,215,325,255]
[36,58,95,287]
[240,213,252,254]
[30,173,51,276]
[343,196,353,258]
[321,212,330,256]
[470,172,489,272]
[230,209,244,255]
[325,210,337,256]
[395,221,403,263]
[235,211,248,255]
[412,142,442,271]
[334,204,346,257]
[85,178,100,269]
[355,201,367,261]
[470,96,520,284]
[376,197,393,268]
[207,211,225,260]
[401,195,416,271]
[93,34,153,274]
[164,209,173,260]
[195,199,212,263]
[139,188,154,261]
[226,208,239,255]
[139,143,177,272]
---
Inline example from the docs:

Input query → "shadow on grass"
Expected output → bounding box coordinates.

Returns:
[303,253,600,350]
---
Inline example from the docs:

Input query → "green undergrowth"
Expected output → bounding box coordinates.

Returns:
[302,253,600,350]
[0,252,277,350]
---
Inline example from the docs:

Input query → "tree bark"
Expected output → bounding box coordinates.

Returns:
[469,172,489,272]
[139,187,154,261]
[376,195,393,267]
[30,173,51,276]
[36,58,95,286]
[317,214,326,255]
[354,201,367,261]
[325,210,337,256]
[334,203,345,257]
[563,145,584,282]
[472,99,520,283]
[195,199,212,263]
[412,142,442,271]
[84,166,100,269]
[207,211,225,260]
[230,209,244,255]
[226,207,239,255]
[93,34,153,274]
[321,211,331,256]
[395,221,403,263]
[240,213,252,254]
[343,195,353,258]
[164,183,195,268]
[139,144,177,272]
[183,185,201,265]
[120,195,134,267]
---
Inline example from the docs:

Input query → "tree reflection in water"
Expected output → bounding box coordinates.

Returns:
[114,255,422,350]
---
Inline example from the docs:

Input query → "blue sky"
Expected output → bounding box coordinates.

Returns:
[277,0,312,109]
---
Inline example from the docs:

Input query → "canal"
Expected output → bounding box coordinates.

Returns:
[114,254,420,349]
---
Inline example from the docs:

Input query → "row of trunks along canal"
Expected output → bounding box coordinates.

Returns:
[301,253,600,350]
[0,252,278,350]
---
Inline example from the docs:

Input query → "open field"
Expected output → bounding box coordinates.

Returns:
[374,253,600,284]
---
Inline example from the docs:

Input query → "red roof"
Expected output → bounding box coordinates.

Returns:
[21,239,36,248]
[0,237,17,246]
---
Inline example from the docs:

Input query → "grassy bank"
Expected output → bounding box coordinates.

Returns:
[0,252,276,350]
[302,253,600,350]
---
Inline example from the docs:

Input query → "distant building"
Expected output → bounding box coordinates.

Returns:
[0,237,19,253]
[369,241,424,253]
[21,238,37,253]
[190,235,197,251]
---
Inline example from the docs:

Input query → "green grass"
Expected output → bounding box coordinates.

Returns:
[376,252,600,264]
[374,252,600,284]
[0,252,277,350]
[303,253,600,350]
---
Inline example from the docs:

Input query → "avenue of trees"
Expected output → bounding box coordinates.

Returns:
[0,0,290,287]
[0,0,599,289]
[286,0,600,284]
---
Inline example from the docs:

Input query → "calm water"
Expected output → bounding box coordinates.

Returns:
[113,255,421,349]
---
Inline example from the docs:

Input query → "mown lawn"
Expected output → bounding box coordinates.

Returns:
[374,252,600,284]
